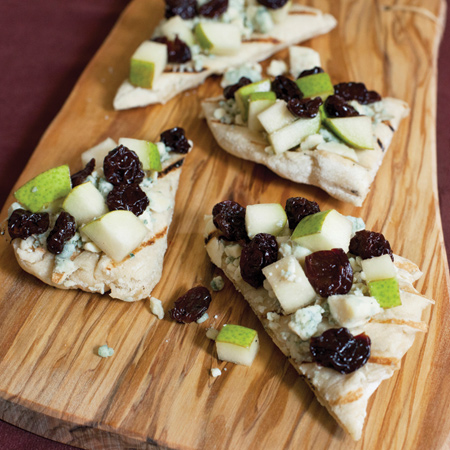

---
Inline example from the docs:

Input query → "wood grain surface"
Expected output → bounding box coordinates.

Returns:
[0,0,449,449]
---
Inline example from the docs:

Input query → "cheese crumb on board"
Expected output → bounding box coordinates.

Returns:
[98,345,114,358]
[149,297,164,320]
[211,368,222,377]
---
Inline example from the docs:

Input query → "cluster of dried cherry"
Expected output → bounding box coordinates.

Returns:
[152,36,192,64]
[104,145,149,217]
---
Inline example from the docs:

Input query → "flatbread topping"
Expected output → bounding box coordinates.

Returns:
[6,131,191,301]
[204,197,433,440]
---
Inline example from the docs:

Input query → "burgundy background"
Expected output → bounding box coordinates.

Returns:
[0,1,448,449]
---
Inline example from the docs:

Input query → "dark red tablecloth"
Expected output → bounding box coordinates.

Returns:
[0,1,448,449]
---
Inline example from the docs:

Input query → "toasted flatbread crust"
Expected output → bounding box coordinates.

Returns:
[202,97,410,206]
[11,155,186,302]
[113,5,337,109]
[205,229,432,440]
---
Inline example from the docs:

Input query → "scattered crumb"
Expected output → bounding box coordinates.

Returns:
[267,59,287,77]
[98,345,114,358]
[224,368,227,371]
[165,339,169,343]
[108,66,114,74]
[211,368,222,377]
[214,315,218,319]
[197,312,209,324]
[210,276,224,292]
[149,297,164,320]
[206,327,219,340]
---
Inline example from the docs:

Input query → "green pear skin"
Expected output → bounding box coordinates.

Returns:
[15,165,72,213]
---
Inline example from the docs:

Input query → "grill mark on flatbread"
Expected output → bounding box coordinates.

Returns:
[108,227,168,268]
[370,318,428,331]
[383,120,395,132]
[164,66,206,73]
[290,10,318,16]
[160,158,184,177]
[242,37,281,44]
[368,356,400,366]
[377,138,385,152]
[328,388,364,406]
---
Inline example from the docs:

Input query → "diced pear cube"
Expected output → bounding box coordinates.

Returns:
[216,324,259,366]
[296,72,334,101]
[258,100,297,134]
[361,254,396,282]
[247,91,277,132]
[62,182,108,225]
[245,203,287,238]
[291,209,353,252]
[262,255,316,314]
[15,165,72,213]
[195,22,241,56]
[81,210,148,262]
[130,41,168,89]
[118,138,161,171]
[324,115,374,150]
[234,79,271,121]
[368,278,401,308]
[328,294,382,328]
[269,114,321,154]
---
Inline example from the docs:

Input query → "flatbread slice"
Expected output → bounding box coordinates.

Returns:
[113,5,336,110]
[204,205,432,440]
[8,137,190,302]
[202,96,409,206]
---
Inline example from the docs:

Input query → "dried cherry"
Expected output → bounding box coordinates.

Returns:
[212,200,248,243]
[240,233,278,288]
[169,286,212,323]
[107,184,149,217]
[71,158,95,187]
[272,75,302,103]
[310,327,371,374]
[349,229,393,261]
[334,82,381,105]
[223,77,252,100]
[257,0,289,9]
[297,66,324,79]
[103,146,144,186]
[46,212,76,255]
[153,36,192,63]
[160,127,191,154]
[8,209,50,240]
[305,248,353,297]
[285,197,320,229]
[324,94,359,118]
[165,0,197,19]
[198,0,228,18]
[287,96,322,118]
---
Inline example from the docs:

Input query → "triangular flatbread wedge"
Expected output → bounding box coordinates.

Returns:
[202,94,409,206]
[7,135,190,302]
[204,201,432,440]
[113,4,336,110]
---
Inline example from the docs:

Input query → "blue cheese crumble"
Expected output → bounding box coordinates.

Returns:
[288,305,325,341]
[98,345,114,358]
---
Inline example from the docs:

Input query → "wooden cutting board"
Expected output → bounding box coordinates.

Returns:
[0,0,449,448]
